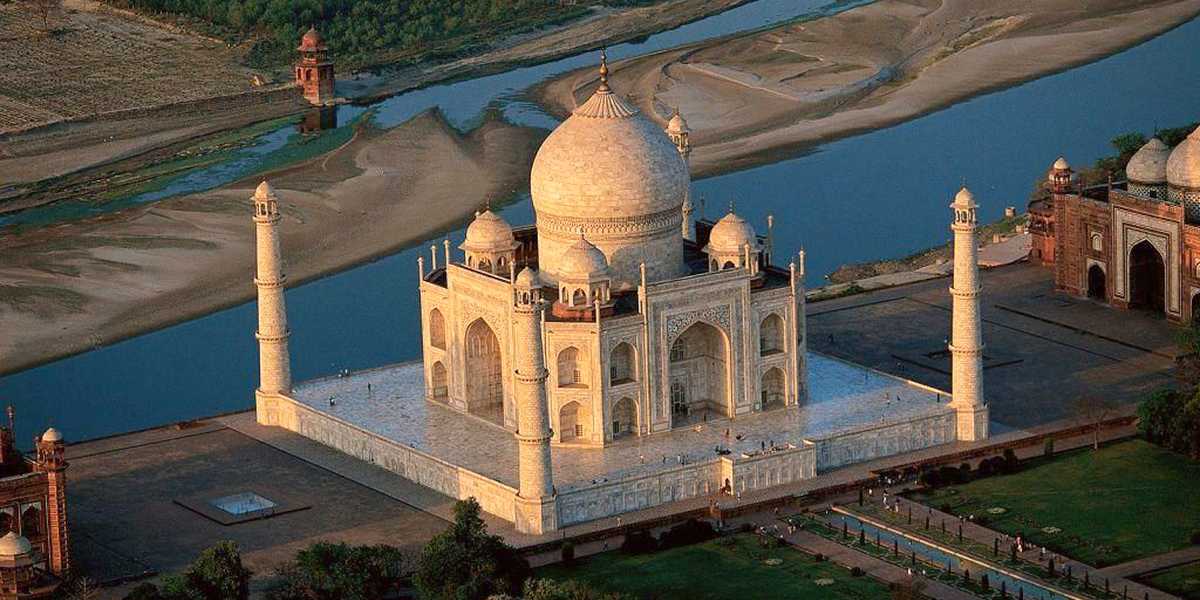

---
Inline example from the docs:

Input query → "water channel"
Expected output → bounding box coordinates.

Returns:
[2,4,1199,445]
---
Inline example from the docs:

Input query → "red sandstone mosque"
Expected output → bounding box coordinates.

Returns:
[295,27,334,106]
[1030,125,1200,323]
[0,412,69,600]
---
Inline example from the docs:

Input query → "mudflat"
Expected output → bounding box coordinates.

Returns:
[538,0,1200,177]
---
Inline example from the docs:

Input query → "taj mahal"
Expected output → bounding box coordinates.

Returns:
[252,56,989,535]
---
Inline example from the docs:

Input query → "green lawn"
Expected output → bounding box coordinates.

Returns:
[1141,561,1200,600]
[910,439,1200,567]
[536,534,889,599]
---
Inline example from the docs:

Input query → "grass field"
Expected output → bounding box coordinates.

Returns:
[1141,562,1200,600]
[536,534,890,599]
[910,439,1200,567]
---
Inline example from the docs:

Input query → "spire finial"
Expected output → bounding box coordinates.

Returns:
[728,200,735,214]
[598,49,610,92]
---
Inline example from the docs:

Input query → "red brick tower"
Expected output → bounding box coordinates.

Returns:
[33,430,66,576]
[295,27,334,106]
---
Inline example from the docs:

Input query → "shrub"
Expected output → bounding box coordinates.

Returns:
[658,519,716,550]
[560,541,575,564]
[123,583,164,600]
[918,468,941,488]
[161,541,252,600]
[850,566,864,577]
[1002,449,1020,473]
[415,498,530,600]
[620,530,657,554]
[270,542,406,600]
[1191,530,1200,545]
[521,578,632,600]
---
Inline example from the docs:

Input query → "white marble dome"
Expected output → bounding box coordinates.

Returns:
[0,533,31,557]
[1167,125,1200,190]
[1127,138,1170,184]
[514,267,540,288]
[461,209,517,253]
[529,61,689,287]
[559,236,610,281]
[706,211,758,253]
[954,186,976,207]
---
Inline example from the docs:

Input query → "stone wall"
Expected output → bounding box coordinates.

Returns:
[271,394,518,522]
[557,460,722,527]
[722,445,816,495]
[809,409,956,472]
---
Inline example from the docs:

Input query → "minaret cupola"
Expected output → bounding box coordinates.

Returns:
[704,205,761,274]
[460,208,519,275]
[1047,156,1073,194]
[554,235,613,314]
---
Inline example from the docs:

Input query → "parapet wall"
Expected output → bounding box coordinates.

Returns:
[809,409,957,471]
[259,393,518,522]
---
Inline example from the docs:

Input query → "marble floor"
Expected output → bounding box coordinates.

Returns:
[292,353,947,492]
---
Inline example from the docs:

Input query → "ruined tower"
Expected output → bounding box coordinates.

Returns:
[253,181,292,421]
[949,187,988,441]
[34,428,68,575]
[295,27,334,106]
[511,267,557,534]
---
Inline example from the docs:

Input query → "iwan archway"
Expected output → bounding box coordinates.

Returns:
[668,321,732,427]
[464,318,504,425]
[1128,240,1165,315]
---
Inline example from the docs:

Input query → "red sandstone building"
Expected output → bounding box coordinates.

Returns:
[0,412,70,600]
[295,27,334,106]
[1030,127,1200,323]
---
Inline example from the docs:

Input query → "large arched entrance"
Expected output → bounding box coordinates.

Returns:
[464,319,503,425]
[761,368,786,411]
[1087,265,1106,301]
[669,321,731,426]
[559,401,584,442]
[1128,241,1165,315]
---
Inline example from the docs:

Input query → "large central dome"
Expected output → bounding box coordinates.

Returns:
[530,58,689,287]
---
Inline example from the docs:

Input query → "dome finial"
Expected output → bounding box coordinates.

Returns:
[728,200,735,214]
[598,49,610,92]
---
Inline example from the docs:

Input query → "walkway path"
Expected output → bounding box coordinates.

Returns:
[785,529,979,600]
[1098,546,1200,579]
[864,495,1182,600]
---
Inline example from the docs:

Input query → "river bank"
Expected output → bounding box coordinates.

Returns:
[2,0,1199,376]
[537,0,1200,178]
[0,0,749,188]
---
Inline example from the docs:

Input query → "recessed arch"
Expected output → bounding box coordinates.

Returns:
[722,261,736,270]
[761,367,786,411]
[430,361,448,401]
[572,288,587,307]
[559,401,585,442]
[612,396,636,438]
[428,308,446,350]
[759,313,785,355]
[668,321,731,426]
[1087,264,1106,301]
[464,319,503,425]
[609,342,636,384]
[557,346,586,387]
[1129,240,1165,315]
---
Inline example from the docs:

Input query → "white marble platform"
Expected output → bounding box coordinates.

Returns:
[292,353,948,492]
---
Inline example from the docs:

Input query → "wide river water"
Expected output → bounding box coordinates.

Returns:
[3,4,1199,445]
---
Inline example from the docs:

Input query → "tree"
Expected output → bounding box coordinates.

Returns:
[23,0,60,32]
[1073,395,1118,450]
[268,541,406,600]
[161,541,252,600]
[414,498,530,600]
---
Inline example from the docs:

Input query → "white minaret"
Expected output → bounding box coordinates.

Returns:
[949,186,988,441]
[253,181,292,416]
[667,108,693,241]
[511,267,557,534]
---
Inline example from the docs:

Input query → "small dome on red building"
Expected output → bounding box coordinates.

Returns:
[298,27,327,52]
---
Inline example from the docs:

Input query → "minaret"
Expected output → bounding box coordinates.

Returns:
[949,187,988,442]
[35,428,68,576]
[511,267,557,534]
[253,181,292,419]
[666,108,693,241]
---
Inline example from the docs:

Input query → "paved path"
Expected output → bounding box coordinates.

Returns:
[1098,546,1200,579]
[785,529,979,600]
[862,495,1182,600]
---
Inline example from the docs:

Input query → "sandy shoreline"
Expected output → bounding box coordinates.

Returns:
[537,0,1200,179]
[4,0,1200,375]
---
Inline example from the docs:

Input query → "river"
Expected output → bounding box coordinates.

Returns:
[2,6,1199,446]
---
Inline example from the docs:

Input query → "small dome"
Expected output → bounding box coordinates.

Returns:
[1127,138,1170,184]
[514,267,540,288]
[41,427,62,443]
[254,180,275,200]
[298,27,326,51]
[460,210,517,253]
[666,109,689,134]
[954,186,976,207]
[706,210,758,253]
[1052,156,1070,170]
[559,236,609,279]
[1167,126,1200,189]
[0,533,31,558]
